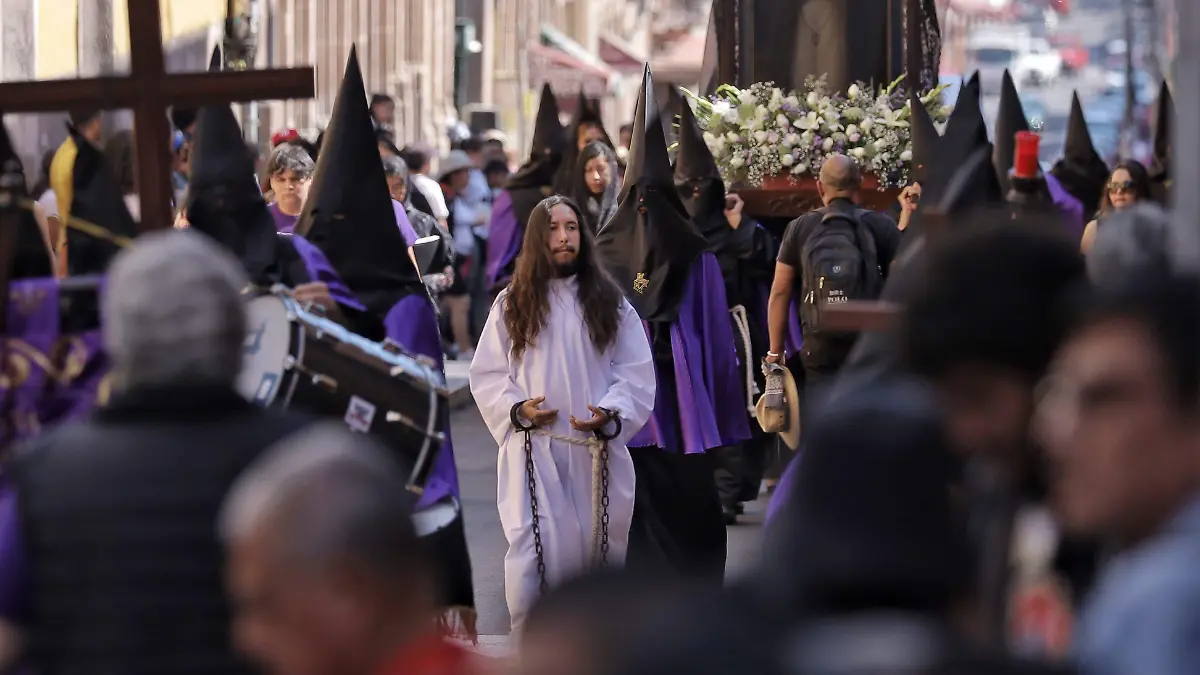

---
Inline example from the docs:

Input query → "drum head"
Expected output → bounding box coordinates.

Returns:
[238,294,297,405]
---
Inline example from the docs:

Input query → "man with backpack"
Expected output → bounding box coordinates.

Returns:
[765,155,901,393]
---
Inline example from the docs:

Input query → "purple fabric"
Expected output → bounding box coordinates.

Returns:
[268,201,300,234]
[290,234,366,312]
[765,447,802,525]
[485,191,520,290]
[1046,173,1086,242]
[382,294,459,508]
[392,200,419,246]
[631,252,752,454]
[0,477,27,621]
[786,302,804,357]
[1,278,110,448]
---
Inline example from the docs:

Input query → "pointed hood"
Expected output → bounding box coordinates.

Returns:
[553,90,612,194]
[208,45,222,71]
[673,98,728,239]
[663,83,687,153]
[0,118,52,279]
[65,125,139,276]
[507,84,567,190]
[186,103,281,284]
[595,64,707,323]
[1050,93,1109,216]
[920,74,1003,222]
[1149,80,1172,193]
[295,46,423,315]
[908,90,940,185]
[992,70,1029,193]
[940,73,989,156]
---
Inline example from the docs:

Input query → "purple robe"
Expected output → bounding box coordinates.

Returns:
[269,201,301,234]
[765,448,801,525]
[392,200,420,246]
[289,234,367,312]
[0,475,24,621]
[631,252,752,454]
[1,278,110,448]
[381,294,459,509]
[485,191,520,291]
[1046,173,1086,242]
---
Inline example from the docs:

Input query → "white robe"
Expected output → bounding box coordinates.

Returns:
[469,278,656,630]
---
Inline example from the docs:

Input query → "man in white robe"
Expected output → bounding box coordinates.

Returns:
[469,195,656,631]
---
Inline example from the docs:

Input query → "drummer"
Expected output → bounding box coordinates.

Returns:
[292,52,477,638]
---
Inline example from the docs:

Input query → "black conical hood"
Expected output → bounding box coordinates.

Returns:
[673,98,726,231]
[1050,93,1109,216]
[908,90,940,185]
[663,83,687,149]
[921,74,1003,219]
[0,118,52,280]
[295,46,423,315]
[64,125,138,275]
[189,101,255,190]
[992,70,1029,193]
[1149,80,1172,188]
[209,45,222,71]
[508,84,566,190]
[595,63,706,323]
[941,73,989,154]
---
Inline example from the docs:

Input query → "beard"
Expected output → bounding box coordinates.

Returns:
[554,257,579,278]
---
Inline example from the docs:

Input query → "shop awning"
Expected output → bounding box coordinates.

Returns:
[599,33,645,71]
[527,26,615,99]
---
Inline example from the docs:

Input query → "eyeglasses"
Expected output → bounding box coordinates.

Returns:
[1108,180,1136,195]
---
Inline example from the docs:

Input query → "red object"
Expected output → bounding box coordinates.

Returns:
[271,128,301,146]
[1013,131,1041,180]
[377,635,480,675]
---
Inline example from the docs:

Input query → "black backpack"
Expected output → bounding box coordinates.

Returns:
[798,207,883,343]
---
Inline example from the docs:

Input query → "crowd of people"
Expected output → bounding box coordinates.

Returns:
[0,38,1191,675]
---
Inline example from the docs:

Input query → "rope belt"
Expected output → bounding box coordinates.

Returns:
[729,305,760,416]
[510,402,621,595]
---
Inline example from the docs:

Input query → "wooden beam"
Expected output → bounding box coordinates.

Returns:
[819,301,902,332]
[713,0,738,89]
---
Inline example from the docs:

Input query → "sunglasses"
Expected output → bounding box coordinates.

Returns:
[1108,180,1136,195]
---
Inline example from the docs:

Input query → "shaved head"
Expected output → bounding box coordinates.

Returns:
[819,154,862,200]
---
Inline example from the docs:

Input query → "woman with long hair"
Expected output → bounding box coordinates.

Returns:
[1081,160,1152,254]
[470,195,655,629]
[569,141,620,234]
[103,130,140,222]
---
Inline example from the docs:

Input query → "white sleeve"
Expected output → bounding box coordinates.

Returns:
[596,300,657,446]
[468,292,529,446]
[36,190,58,219]
[417,178,451,220]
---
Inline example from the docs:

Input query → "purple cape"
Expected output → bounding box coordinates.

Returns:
[1,277,110,448]
[1045,173,1086,242]
[485,191,520,291]
[289,234,367,312]
[381,294,459,508]
[631,252,752,454]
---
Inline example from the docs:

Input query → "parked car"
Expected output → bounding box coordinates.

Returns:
[1012,39,1064,86]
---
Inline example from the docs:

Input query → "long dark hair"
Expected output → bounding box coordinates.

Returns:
[504,195,624,361]
[1097,159,1152,218]
[103,130,137,196]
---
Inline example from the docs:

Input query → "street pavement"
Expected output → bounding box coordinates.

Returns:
[449,403,769,638]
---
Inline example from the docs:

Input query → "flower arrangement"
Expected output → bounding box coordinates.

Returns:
[683,75,951,189]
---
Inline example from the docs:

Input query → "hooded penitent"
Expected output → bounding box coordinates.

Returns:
[673,99,727,241]
[920,72,1003,224]
[64,125,139,277]
[1050,93,1110,218]
[485,84,567,292]
[595,64,708,324]
[908,89,940,186]
[1149,80,1172,202]
[295,46,425,317]
[992,70,1028,194]
[553,90,612,195]
[0,119,52,280]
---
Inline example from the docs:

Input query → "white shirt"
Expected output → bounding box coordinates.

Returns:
[36,189,58,219]
[411,173,450,220]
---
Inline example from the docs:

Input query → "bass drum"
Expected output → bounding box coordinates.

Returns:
[239,289,448,492]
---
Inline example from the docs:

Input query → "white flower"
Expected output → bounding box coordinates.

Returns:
[781,154,794,166]
[874,138,888,150]
[730,155,745,168]
[753,130,768,143]
[786,133,801,146]
[848,83,861,99]
[860,118,874,133]
[725,131,739,143]
[900,149,913,162]
[738,89,756,106]
[848,132,861,143]
[776,114,790,129]
[806,91,820,107]
[822,137,834,152]
[784,95,800,108]
[791,162,806,175]
[711,100,732,120]
[801,130,814,143]
[845,124,859,137]
[702,131,716,144]
[794,111,820,131]
[852,147,866,158]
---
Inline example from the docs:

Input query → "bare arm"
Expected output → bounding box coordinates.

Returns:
[767,261,795,362]
[1080,220,1098,254]
[0,620,22,671]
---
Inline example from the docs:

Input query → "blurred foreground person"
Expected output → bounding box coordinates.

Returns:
[900,220,1093,656]
[470,196,655,630]
[760,378,1071,675]
[0,231,311,675]
[1083,202,1172,285]
[1038,271,1200,675]
[222,424,484,675]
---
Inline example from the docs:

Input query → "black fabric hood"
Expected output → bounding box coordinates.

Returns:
[992,70,1029,193]
[507,84,567,191]
[294,46,423,314]
[595,63,707,324]
[1049,92,1109,217]
[673,97,728,240]
[908,90,940,186]
[1149,80,1172,190]
[65,125,139,276]
[0,117,52,280]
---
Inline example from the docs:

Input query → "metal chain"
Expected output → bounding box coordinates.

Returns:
[523,430,549,594]
[599,443,611,567]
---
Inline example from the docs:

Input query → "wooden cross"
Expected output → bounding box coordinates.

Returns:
[0,0,316,231]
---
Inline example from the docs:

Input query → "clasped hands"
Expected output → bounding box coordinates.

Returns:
[519,396,612,432]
